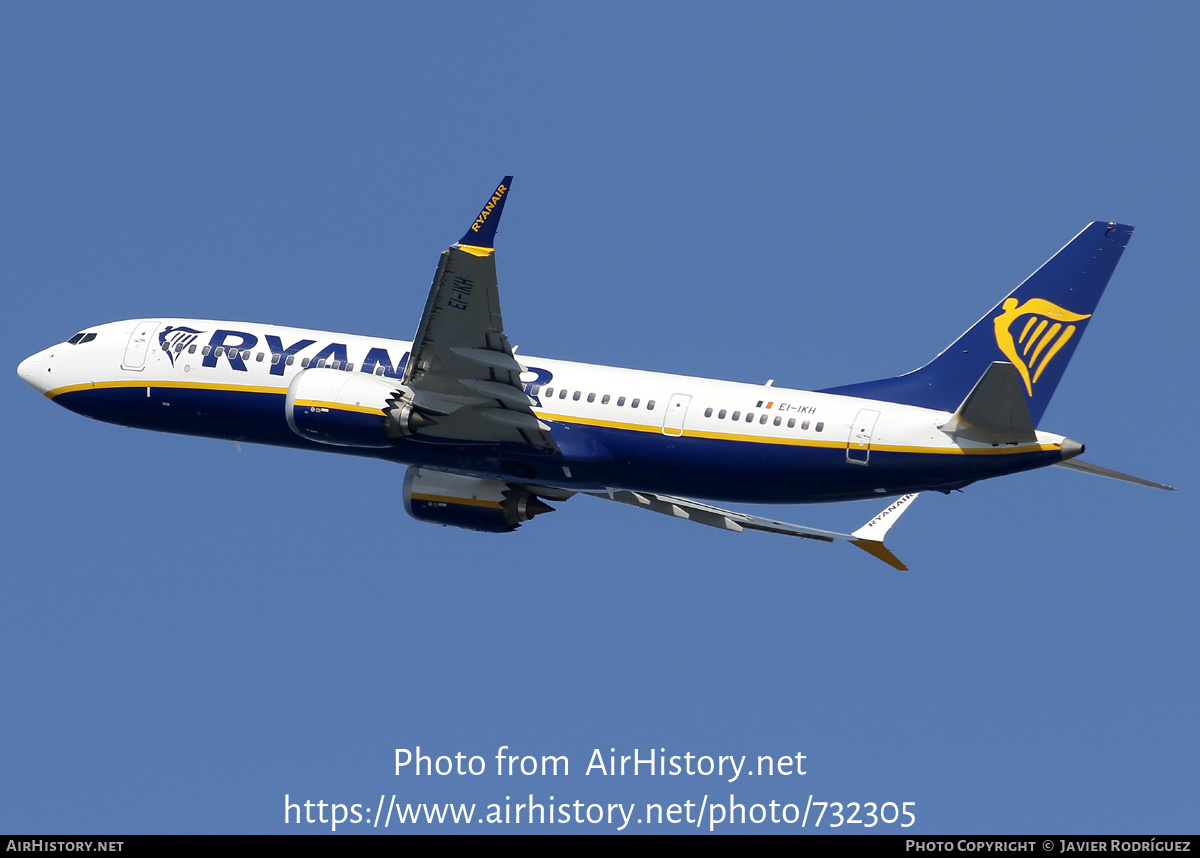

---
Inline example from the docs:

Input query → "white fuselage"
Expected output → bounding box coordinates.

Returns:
[18,317,1072,504]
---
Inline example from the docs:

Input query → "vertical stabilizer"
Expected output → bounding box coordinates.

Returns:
[820,222,1133,425]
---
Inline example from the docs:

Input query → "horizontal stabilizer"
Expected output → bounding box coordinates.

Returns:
[590,490,920,570]
[1055,458,1175,491]
[939,362,1037,443]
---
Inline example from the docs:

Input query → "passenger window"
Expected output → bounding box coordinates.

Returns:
[718,409,727,419]
[773,416,781,426]
[631,398,640,408]
[271,353,281,364]
[704,407,713,417]
[602,395,610,405]
[214,347,224,357]
[316,359,326,368]
[531,385,541,396]
[240,350,250,360]
[330,360,340,370]
[287,355,296,366]
[559,389,568,399]
[647,400,655,411]
[544,387,553,397]
[374,365,383,375]
[815,422,824,432]
[787,418,795,428]
[188,345,197,354]
[301,357,310,368]
[202,346,211,356]
[573,390,581,401]
[745,412,754,422]
[256,352,264,362]
[801,420,809,430]
[345,363,354,372]
[731,411,740,420]
[617,397,626,406]
[587,392,595,403]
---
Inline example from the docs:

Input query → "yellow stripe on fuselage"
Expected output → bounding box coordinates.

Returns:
[47,379,287,399]
[51,380,383,417]
[47,381,1060,458]
[534,410,1060,456]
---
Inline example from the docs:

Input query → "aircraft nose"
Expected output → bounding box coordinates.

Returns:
[17,350,50,394]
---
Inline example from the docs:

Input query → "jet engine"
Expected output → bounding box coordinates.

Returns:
[285,368,435,448]
[402,467,555,533]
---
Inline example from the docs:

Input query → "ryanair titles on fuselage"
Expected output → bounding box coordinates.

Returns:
[158,326,823,418]
[167,324,561,404]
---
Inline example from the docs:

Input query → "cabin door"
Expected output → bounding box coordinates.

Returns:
[846,408,880,465]
[121,321,160,371]
[662,394,692,437]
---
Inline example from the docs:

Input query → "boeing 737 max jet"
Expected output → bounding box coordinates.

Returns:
[16,177,1172,569]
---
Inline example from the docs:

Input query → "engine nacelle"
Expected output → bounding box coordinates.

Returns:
[403,467,555,533]
[285,368,433,448]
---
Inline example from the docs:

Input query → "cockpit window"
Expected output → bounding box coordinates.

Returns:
[67,332,97,345]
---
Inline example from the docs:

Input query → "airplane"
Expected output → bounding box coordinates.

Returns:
[16,176,1173,570]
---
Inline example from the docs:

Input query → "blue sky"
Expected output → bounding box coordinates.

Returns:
[3,3,1196,833]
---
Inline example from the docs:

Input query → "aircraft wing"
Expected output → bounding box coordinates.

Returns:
[402,176,558,453]
[589,489,920,570]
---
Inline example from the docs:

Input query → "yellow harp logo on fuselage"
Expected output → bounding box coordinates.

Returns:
[993,298,1092,396]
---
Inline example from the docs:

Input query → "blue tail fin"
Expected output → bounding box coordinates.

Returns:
[820,222,1134,426]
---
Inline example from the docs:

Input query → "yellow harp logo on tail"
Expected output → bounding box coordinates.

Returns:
[993,298,1092,396]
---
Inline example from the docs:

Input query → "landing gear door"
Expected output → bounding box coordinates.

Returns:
[662,393,692,437]
[847,408,880,465]
[121,321,160,372]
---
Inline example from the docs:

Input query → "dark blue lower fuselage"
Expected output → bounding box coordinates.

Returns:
[55,385,1059,503]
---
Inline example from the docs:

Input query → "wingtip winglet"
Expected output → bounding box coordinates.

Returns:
[850,492,920,571]
[457,175,514,249]
[853,539,909,571]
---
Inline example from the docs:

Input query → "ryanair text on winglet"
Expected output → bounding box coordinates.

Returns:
[469,184,508,233]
